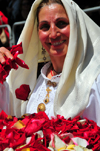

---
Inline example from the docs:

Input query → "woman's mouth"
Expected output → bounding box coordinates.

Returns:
[49,40,65,46]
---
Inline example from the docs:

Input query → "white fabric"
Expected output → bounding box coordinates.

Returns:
[0,82,10,115]
[26,62,61,118]
[82,74,100,126]
[6,0,100,118]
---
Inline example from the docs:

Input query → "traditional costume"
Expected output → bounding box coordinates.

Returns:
[1,0,100,126]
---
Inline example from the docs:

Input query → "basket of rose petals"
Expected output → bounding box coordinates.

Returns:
[0,110,100,151]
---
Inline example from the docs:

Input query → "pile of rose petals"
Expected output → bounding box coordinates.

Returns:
[0,42,29,84]
[0,111,100,151]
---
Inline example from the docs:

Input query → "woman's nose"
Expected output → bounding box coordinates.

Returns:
[49,25,59,39]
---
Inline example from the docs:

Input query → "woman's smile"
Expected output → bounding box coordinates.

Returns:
[49,40,66,46]
[38,3,70,59]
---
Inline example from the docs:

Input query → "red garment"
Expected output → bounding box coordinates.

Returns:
[0,11,8,24]
[0,11,9,39]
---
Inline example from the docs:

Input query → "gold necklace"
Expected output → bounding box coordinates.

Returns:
[37,87,51,112]
[37,80,57,113]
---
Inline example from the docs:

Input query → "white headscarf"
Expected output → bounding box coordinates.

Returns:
[7,0,100,118]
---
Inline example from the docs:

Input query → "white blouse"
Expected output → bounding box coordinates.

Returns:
[26,62,61,118]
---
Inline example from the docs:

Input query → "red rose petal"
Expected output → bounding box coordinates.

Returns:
[15,84,31,101]
[15,57,29,69]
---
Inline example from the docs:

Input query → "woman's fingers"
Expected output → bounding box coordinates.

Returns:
[0,47,14,64]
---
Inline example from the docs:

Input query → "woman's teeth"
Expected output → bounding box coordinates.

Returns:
[52,40,64,46]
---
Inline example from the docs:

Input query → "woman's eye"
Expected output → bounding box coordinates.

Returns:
[56,21,69,29]
[39,24,50,31]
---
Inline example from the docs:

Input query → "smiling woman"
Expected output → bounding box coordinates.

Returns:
[0,0,100,126]
[38,3,70,78]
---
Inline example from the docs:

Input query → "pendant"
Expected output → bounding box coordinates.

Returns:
[37,87,51,113]
[44,98,49,104]
[37,103,46,112]
[46,87,51,93]
[43,87,51,104]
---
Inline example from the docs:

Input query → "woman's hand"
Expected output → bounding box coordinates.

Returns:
[0,47,14,64]
[0,43,29,84]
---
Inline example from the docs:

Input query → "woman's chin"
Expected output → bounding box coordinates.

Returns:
[49,48,67,57]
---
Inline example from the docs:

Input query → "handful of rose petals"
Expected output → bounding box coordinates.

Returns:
[0,42,29,84]
[0,110,100,151]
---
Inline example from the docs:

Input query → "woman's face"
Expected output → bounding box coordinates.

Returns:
[38,3,70,59]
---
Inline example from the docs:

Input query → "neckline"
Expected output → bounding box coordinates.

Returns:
[41,62,62,82]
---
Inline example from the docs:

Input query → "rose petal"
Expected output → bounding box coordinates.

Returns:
[71,137,89,147]
[15,84,31,101]
[15,57,29,69]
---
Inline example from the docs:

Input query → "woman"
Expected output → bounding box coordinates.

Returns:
[0,0,100,126]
